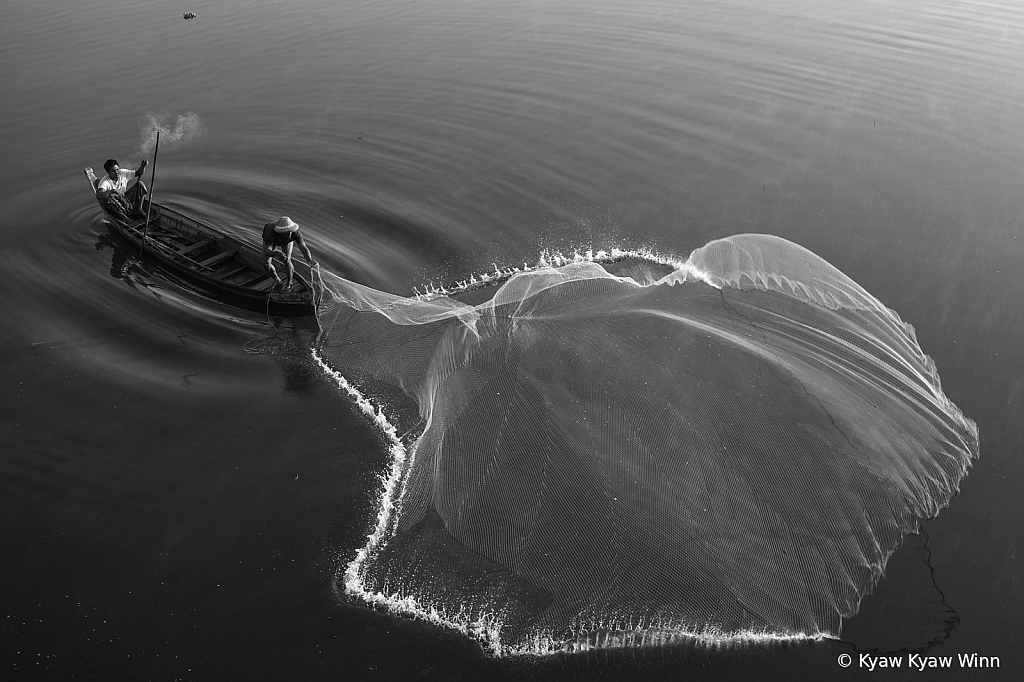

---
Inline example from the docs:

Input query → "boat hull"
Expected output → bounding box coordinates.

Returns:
[86,169,315,316]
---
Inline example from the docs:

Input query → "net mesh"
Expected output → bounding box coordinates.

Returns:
[313,234,978,654]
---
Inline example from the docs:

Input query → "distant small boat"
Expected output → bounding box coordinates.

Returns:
[85,168,315,316]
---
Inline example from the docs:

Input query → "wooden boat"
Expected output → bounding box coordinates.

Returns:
[85,168,315,316]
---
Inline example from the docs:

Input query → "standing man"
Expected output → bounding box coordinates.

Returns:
[94,158,149,223]
[262,216,315,289]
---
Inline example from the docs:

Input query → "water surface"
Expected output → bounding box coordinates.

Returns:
[1,0,1021,679]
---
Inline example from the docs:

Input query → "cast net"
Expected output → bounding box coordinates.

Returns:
[312,234,978,655]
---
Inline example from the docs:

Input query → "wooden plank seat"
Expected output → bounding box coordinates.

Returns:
[252,277,277,291]
[238,272,269,286]
[142,239,217,272]
[129,222,171,238]
[215,264,249,281]
[198,250,237,267]
[177,238,215,255]
[145,237,199,261]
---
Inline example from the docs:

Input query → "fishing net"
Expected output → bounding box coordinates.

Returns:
[312,234,978,654]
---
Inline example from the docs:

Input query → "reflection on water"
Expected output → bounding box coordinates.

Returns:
[840,530,960,654]
[94,231,151,288]
[243,317,322,397]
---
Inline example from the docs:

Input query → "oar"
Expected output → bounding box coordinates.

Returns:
[140,130,161,257]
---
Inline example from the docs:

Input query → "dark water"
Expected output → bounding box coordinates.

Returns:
[1,0,1021,679]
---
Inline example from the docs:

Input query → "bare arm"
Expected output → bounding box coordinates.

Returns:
[296,234,315,265]
[134,159,149,178]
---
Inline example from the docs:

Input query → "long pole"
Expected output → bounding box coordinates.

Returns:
[140,131,160,257]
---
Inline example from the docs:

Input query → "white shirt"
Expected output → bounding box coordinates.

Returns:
[96,168,135,195]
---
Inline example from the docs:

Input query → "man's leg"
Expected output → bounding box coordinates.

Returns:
[264,246,282,285]
[125,181,149,217]
[100,195,132,224]
[283,243,295,287]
